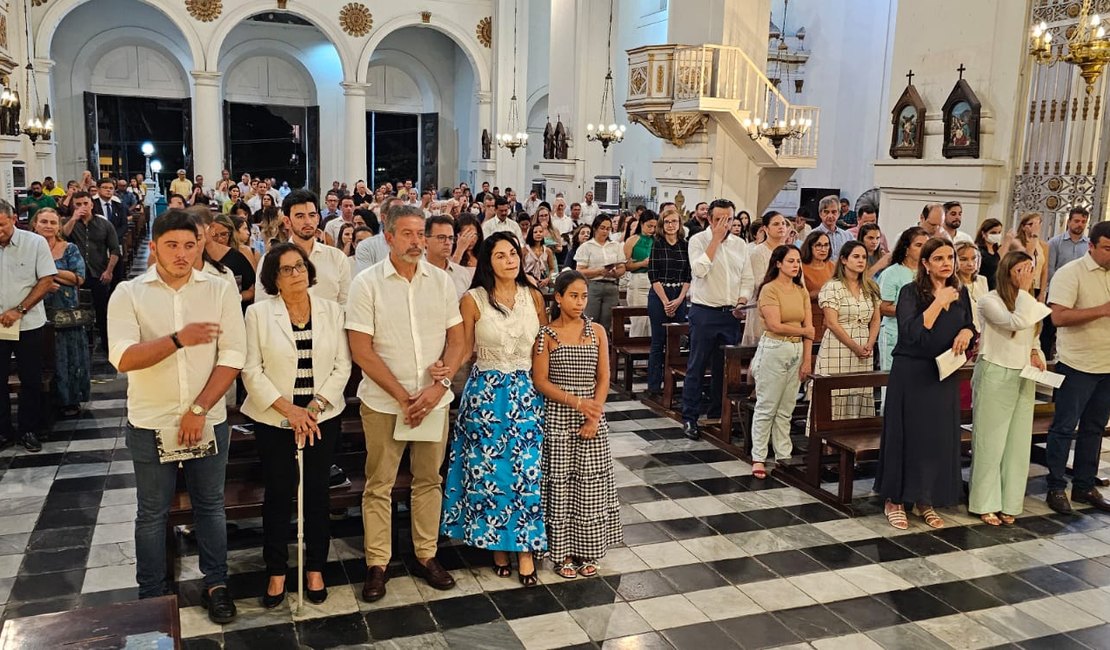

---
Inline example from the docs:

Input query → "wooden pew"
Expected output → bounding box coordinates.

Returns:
[609,306,650,392]
[717,345,757,448]
[661,322,690,410]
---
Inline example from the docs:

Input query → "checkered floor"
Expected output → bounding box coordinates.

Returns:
[4,372,1110,648]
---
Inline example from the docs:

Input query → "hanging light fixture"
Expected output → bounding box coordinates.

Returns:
[21,0,52,142]
[1029,0,1110,93]
[741,116,811,153]
[496,1,527,156]
[586,0,626,151]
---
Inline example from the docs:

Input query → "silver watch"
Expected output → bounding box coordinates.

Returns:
[439,377,452,389]
[189,403,207,416]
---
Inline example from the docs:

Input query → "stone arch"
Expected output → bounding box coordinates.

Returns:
[74,29,191,97]
[356,15,489,92]
[366,49,441,113]
[205,4,355,79]
[220,41,319,106]
[35,0,203,70]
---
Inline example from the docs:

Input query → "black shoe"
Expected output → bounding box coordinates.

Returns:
[306,586,328,604]
[261,589,285,609]
[1071,487,1110,513]
[1047,489,1073,514]
[683,421,700,441]
[329,464,351,490]
[201,585,237,624]
[19,432,42,453]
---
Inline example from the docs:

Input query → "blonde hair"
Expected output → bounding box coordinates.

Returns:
[954,241,980,284]
[31,207,65,241]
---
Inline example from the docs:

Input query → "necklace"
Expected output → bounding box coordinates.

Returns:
[493,286,517,310]
[287,300,311,327]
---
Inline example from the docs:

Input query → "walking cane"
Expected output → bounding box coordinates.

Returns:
[296,442,305,615]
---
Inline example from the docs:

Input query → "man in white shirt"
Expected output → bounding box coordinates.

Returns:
[523,189,541,216]
[1044,220,1110,515]
[681,199,754,440]
[550,199,574,240]
[256,190,350,305]
[941,201,974,244]
[425,215,473,299]
[237,173,252,198]
[324,195,355,244]
[580,191,601,222]
[347,204,468,602]
[481,196,523,241]
[107,210,246,623]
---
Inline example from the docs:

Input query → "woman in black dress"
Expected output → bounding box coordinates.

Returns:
[875,237,975,530]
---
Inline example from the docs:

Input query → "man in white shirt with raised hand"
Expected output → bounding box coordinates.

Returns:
[347,204,468,602]
[681,199,754,440]
[256,189,350,305]
[108,209,246,624]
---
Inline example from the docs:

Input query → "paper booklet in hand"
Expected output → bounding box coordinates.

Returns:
[156,422,218,464]
[935,349,967,381]
[393,406,447,442]
[1020,365,1065,389]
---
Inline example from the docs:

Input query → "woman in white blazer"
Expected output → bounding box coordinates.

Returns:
[242,243,351,608]
[969,250,1049,526]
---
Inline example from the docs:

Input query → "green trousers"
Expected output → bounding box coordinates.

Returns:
[968,359,1035,516]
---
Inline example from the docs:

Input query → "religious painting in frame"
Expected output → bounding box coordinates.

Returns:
[942,66,981,159]
[889,71,925,159]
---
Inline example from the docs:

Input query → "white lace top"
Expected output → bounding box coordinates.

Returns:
[471,285,540,373]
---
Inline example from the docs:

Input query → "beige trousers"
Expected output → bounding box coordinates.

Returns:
[360,405,449,567]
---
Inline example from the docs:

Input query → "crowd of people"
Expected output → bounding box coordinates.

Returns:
[1,173,1108,627]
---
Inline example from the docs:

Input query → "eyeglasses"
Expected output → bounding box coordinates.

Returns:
[430,234,456,243]
[210,231,230,241]
[278,261,307,277]
[813,243,831,248]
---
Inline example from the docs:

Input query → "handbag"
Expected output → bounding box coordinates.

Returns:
[49,307,95,329]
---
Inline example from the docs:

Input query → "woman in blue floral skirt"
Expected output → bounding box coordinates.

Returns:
[441,233,548,585]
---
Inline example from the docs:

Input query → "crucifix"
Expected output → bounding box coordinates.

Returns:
[905,69,914,85]
[957,63,966,80]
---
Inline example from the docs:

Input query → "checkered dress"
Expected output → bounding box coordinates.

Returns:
[537,318,623,562]
[814,280,877,419]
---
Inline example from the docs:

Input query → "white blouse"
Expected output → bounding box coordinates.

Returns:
[574,239,624,270]
[977,289,1050,370]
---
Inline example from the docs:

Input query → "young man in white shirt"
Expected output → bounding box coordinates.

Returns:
[347,204,468,602]
[682,199,754,440]
[256,190,350,305]
[108,210,246,623]
[580,190,601,222]
[941,201,974,244]
[480,196,523,241]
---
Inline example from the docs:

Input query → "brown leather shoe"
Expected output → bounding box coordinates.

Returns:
[361,565,388,602]
[1072,487,1110,512]
[412,557,456,590]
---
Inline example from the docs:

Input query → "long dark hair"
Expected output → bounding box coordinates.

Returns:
[974,218,1003,249]
[758,245,804,297]
[913,237,959,302]
[454,214,484,266]
[891,226,928,265]
[550,270,587,321]
[470,232,532,315]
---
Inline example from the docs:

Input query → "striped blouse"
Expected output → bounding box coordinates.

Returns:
[292,320,315,407]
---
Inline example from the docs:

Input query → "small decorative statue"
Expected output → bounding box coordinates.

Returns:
[481,129,491,160]
[554,119,568,160]
[542,119,554,159]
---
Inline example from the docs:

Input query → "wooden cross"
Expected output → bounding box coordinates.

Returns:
[906,69,914,85]
[957,63,966,80]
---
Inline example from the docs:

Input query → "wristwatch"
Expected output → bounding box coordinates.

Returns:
[439,377,452,389]
[14,304,27,315]
[189,403,207,416]
[170,332,184,349]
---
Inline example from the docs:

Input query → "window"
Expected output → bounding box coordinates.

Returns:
[368,112,419,189]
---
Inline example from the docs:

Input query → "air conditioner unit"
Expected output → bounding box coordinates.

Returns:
[594,175,620,210]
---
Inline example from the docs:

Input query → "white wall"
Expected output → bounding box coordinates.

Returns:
[766,0,895,215]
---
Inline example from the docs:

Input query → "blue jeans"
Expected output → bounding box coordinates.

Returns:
[127,421,230,598]
[1045,363,1110,493]
[647,286,688,393]
[682,304,741,424]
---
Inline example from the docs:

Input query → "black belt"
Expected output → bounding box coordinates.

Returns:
[692,303,735,312]
[591,278,618,284]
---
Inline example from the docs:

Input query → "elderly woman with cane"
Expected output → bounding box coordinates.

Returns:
[242,242,351,608]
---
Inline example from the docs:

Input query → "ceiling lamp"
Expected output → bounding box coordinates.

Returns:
[496,1,527,156]
[1030,0,1110,94]
[586,0,626,151]
[741,116,811,153]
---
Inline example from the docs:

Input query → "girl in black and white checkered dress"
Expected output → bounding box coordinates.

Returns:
[532,271,623,579]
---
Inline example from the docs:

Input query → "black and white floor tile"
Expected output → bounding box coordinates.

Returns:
[4,369,1110,648]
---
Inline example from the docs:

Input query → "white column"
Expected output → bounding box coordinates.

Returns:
[190,71,223,179]
[341,82,369,185]
[32,58,57,181]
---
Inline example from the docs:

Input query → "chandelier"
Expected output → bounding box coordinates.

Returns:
[741,116,811,153]
[21,0,52,142]
[1029,0,1110,94]
[496,1,527,156]
[586,0,626,151]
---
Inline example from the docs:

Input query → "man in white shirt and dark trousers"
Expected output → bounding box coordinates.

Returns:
[107,210,246,623]
[347,204,468,602]
[682,199,754,440]
[1044,220,1110,515]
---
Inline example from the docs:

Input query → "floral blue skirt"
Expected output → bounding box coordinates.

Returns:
[441,368,547,552]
